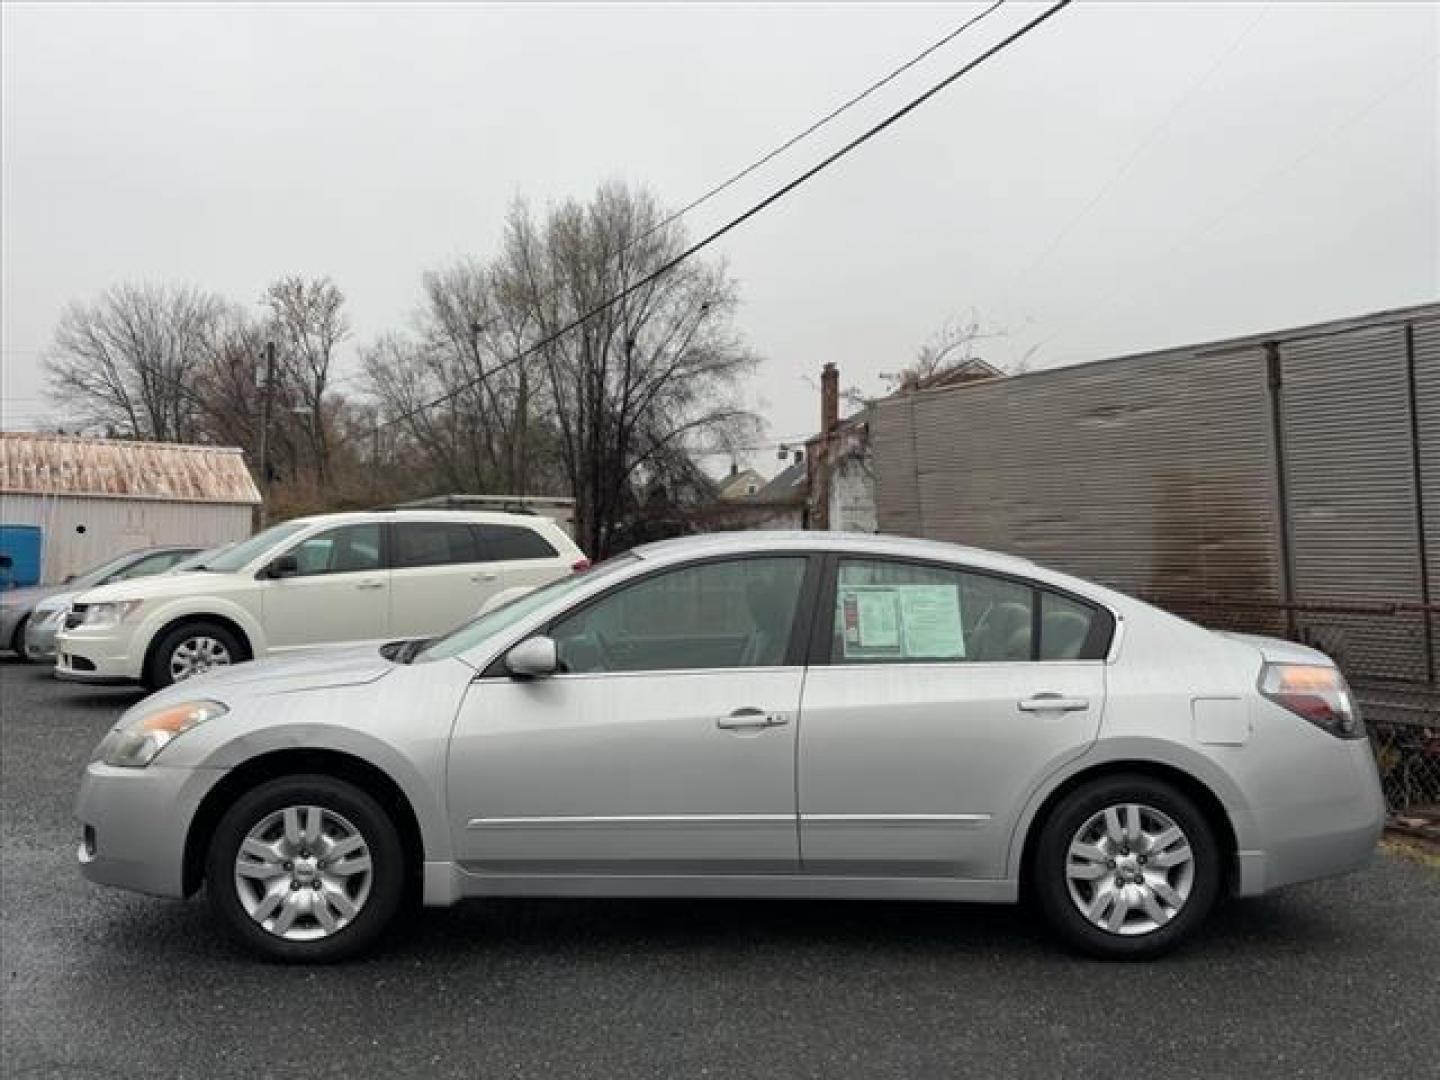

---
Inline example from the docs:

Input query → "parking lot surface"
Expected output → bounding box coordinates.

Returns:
[3,656,1438,1080]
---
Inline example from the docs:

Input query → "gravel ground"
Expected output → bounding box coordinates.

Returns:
[3,656,1438,1080]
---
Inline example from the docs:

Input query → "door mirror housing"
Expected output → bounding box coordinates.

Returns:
[505,636,558,678]
[265,553,300,579]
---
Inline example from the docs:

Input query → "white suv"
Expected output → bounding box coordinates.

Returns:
[55,510,587,689]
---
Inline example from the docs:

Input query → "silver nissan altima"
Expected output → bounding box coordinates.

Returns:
[76,532,1385,962]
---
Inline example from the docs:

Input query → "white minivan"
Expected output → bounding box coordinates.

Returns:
[55,510,587,688]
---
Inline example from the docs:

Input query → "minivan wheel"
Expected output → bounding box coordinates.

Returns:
[147,620,244,688]
[205,774,405,963]
[1033,774,1220,959]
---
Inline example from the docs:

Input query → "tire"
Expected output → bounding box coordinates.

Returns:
[10,615,32,661]
[146,619,245,689]
[205,774,405,963]
[1032,773,1220,960]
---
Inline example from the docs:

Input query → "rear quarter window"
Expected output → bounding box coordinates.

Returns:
[476,523,560,561]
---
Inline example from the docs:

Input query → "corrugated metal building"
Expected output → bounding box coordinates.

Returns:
[0,434,260,583]
[869,302,1440,689]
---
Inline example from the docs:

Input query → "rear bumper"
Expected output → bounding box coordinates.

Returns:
[75,761,224,898]
[1235,739,1387,896]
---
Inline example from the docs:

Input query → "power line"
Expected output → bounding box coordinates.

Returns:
[376,0,1073,435]
[641,0,1007,247]
[1028,51,1438,361]
[1002,1,1269,303]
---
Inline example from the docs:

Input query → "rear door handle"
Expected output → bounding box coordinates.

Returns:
[1018,694,1090,713]
[471,572,498,583]
[356,579,386,591]
[716,707,790,731]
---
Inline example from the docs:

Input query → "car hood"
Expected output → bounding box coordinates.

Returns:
[75,570,247,605]
[1,585,57,608]
[143,644,395,707]
[31,590,79,614]
[1220,632,1334,667]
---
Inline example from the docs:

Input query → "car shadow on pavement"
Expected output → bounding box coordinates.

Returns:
[82,887,1344,971]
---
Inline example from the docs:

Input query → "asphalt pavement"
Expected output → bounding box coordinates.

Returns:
[2,655,1438,1080]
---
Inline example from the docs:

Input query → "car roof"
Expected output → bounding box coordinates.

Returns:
[282,509,564,529]
[631,531,1037,574]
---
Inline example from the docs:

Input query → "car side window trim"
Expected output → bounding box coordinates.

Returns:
[805,552,1116,666]
[477,551,825,678]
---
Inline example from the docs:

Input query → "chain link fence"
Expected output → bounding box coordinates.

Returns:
[1149,597,1440,818]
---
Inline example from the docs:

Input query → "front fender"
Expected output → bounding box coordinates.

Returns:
[135,596,268,661]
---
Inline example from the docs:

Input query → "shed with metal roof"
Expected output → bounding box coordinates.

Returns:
[0,433,260,583]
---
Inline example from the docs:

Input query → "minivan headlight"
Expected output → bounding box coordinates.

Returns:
[1259,663,1364,739]
[101,700,228,768]
[79,600,143,629]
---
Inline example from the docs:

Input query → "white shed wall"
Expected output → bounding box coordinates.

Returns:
[0,494,253,583]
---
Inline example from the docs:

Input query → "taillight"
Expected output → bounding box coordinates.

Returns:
[1259,663,1364,739]
[571,558,591,573]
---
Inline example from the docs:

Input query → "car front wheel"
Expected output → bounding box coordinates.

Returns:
[147,620,244,688]
[205,774,405,962]
[1033,774,1220,959]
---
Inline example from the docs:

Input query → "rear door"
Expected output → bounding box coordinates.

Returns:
[476,522,572,593]
[797,556,1110,880]
[261,523,389,650]
[388,520,498,638]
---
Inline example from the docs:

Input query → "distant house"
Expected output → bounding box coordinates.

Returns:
[0,433,260,583]
[743,454,810,530]
[717,466,767,501]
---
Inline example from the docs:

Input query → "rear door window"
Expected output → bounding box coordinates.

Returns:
[393,522,483,568]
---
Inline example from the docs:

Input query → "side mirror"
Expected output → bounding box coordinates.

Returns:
[63,573,77,584]
[266,554,300,579]
[505,636,558,678]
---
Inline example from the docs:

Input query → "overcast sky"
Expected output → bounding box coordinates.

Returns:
[3,1,1436,473]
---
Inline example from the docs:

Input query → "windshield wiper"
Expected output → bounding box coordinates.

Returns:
[383,638,434,665]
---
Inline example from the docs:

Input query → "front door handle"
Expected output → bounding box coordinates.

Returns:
[1018,693,1090,714]
[471,572,498,583]
[716,707,789,731]
[355,579,386,591]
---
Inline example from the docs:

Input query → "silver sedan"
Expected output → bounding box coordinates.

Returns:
[75,532,1384,962]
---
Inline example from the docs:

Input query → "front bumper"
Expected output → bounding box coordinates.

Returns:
[23,611,64,661]
[75,760,225,898]
[55,629,144,684]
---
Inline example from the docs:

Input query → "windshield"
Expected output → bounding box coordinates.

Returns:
[68,551,150,590]
[417,554,637,663]
[203,522,309,573]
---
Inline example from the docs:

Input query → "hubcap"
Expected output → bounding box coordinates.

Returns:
[1065,803,1195,936]
[233,805,373,941]
[170,635,231,681]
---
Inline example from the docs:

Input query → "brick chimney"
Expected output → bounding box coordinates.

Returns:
[821,362,839,434]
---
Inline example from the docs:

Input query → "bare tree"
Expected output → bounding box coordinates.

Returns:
[495,182,759,556]
[263,275,349,483]
[877,308,1014,396]
[44,283,227,440]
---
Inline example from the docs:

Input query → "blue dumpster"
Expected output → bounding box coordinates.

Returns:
[0,524,44,589]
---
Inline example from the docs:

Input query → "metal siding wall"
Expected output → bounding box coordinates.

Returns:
[1414,318,1440,599]
[0,495,253,583]
[887,347,1280,606]
[871,396,922,536]
[1278,326,1424,678]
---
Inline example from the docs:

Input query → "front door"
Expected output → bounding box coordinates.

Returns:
[446,555,815,875]
[261,522,389,651]
[798,557,1108,880]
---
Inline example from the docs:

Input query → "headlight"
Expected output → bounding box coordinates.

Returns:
[79,601,143,629]
[101,700,228,768]
[1259,663,1364,739]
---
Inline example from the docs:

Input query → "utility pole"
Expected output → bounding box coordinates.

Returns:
[256,341,276,528]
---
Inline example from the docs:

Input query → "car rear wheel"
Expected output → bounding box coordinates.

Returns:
[1033,774,1220,959]
[205,774,405,962]
[147,620,244,688]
